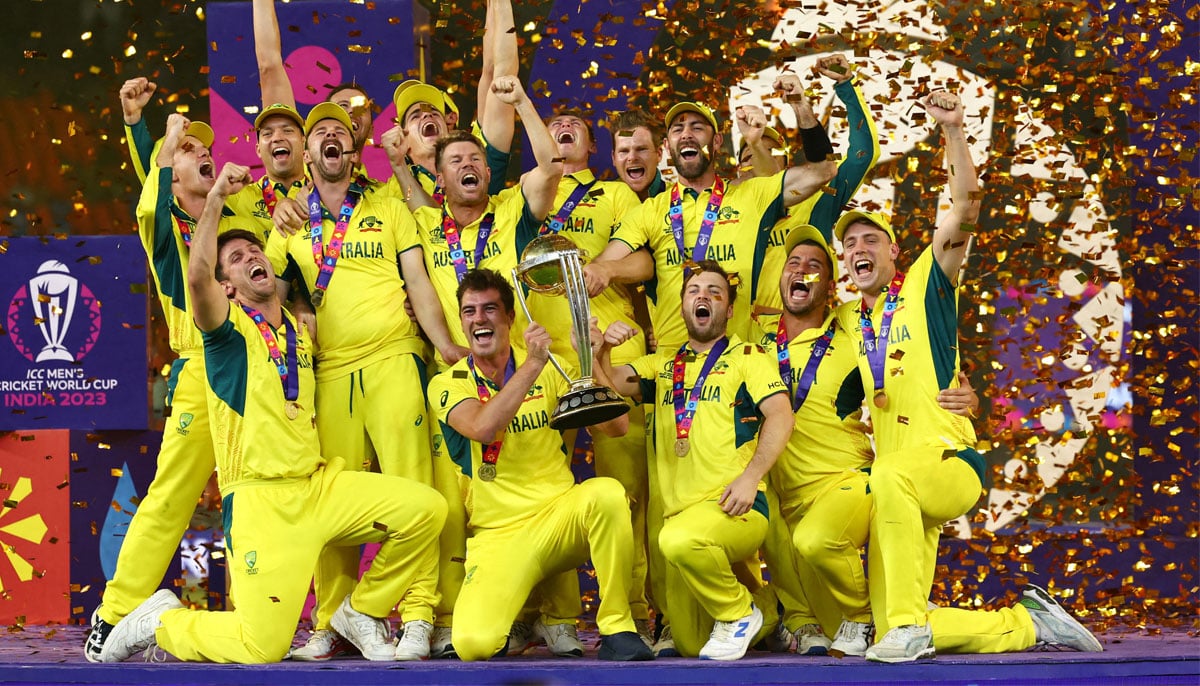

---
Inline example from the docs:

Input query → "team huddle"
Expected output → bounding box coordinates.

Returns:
[83,0,1103,667]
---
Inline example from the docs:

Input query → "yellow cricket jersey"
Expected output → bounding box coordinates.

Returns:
[125,120,153,184]
[611,174,786,351]
[835,247,978,458]
[628,335,787,518]
[429,356,573,531]
[136,165,243,357]
[414,193,539,367]
[201,304,322,493]
[226,178,307,241]
[265,186,426,382]
[753,312,873,493]
[754,79,879,313]
[378,131,512,201]
[528,171,646,369]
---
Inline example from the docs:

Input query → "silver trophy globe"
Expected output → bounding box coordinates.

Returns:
[513,234,629,431]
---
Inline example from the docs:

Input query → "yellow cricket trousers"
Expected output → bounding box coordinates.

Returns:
[452,478,637,661]
[867,446,983,635]
[930,604,1037,653]
[659,500,768,657]
[156,461,446,663]
[99,357,215,625]
[591,405,651,622]
[311,353,437,628]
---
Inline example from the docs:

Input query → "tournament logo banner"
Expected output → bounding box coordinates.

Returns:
[206,0,419,181]
[0,236,148,431]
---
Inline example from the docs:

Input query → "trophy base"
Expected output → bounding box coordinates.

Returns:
[550,384,630,431]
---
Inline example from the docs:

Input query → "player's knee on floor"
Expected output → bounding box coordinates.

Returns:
[452,626,507,662]
[239,625,295,663]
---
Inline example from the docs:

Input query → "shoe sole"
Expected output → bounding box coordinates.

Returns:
[98,590,181,663]
[865,646,935,663]
[1024,585,1103,653]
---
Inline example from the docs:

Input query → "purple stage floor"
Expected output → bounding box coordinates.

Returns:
[0,626,1196,685]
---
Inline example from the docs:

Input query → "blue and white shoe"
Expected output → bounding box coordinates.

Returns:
[700,604,763,661]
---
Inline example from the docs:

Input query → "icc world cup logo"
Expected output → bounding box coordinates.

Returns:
[6,260,103,364]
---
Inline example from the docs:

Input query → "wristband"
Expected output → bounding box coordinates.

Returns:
[799,125,834,163]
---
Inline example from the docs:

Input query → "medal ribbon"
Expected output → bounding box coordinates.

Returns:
[466,353,517,468]
[776,318,837,411]
[260,177,279,217]
[240,305,299,401]
[307,177,365,299]
[671,336,729,441]
[858,271,906,394]
[668,177,726,276]
[541,179,597,236]
[442,205,496,283]
[173,213,194,248]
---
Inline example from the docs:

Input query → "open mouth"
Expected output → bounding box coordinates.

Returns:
[248,263,268,283]
[556,131,576,146]
[198,161,215,180]
[679,145,701,161]
[624,164,646,180]
[472,327,494,342]
[322,143,342,160]
[421,121,439,138]
[461,172,480,189]
[854,259,872,276]
[271,145,291,161]
[789,278,812,297]
[693,301,712,324]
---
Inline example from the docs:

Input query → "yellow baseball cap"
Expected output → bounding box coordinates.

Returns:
[183,121,214,149]
[665,101,719,132]
[783,223,838,279]
[833,209,897,243]
[393,80,453,121]
[304,102,354,137]
[254,103,305,131]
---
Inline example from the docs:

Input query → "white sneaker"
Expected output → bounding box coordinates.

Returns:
[533,618,584,657]
[1020,584,1103,652]
[329,596,395,661]
[763,621,796,653]
[288,629,359,661]
[429,625,456,659]
[98,589,182,663]
[829,620,872,657]
[652,624,679,657]
[865,623,935,663]
[794,623,831,655]
[395,619,433,661]
[699,604,763,661]
[506,620,534,655]
[84,606,114,663]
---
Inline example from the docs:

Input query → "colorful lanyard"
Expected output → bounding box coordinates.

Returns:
[307,178,365,304]
[671,336,730,444]
[466,353,517,468]
[776,318,836,411]
[410,161,444,205]
[668,177,726,275]
[173,213,194,248]
[541,179,596,236]
[442,205,496,283]
[240,305,299,401]
[859,271,906,400]
[260,177,280,217]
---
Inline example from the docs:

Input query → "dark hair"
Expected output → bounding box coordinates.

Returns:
[434,130,486,171]
[215,229,265,281]
[327,82,369,101]
[794,239,833,272]
[681,259,737,305]
[456,268,515,314]
[546,108,596,147]
[610,109,662,146]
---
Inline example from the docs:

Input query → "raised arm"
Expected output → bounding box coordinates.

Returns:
[445,324,553,444]
[774,74,837,208]
[493,76,562,220]
[120,77,157,182]
[927,90,980,283]
[400,248,469,363]
[594,321,644,400]
[737,105,781,179]
[188,158,253,332]
[479,0,518,152]
[381,126,436,210]
[253,0,295,108]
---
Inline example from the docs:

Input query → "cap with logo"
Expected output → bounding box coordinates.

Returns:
[182,121,214,149]
[254,103,305,131]
[393,80,455,122]
[665,101,719,132]
[833,209,897,243]
[304,102,355,137]
[783,223,838,279]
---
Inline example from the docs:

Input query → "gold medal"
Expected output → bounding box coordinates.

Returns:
[285,400,300,420]
[311,289,325,307]
[478,463,497,482]
[674,437,690,457]
[873,390,888,409]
